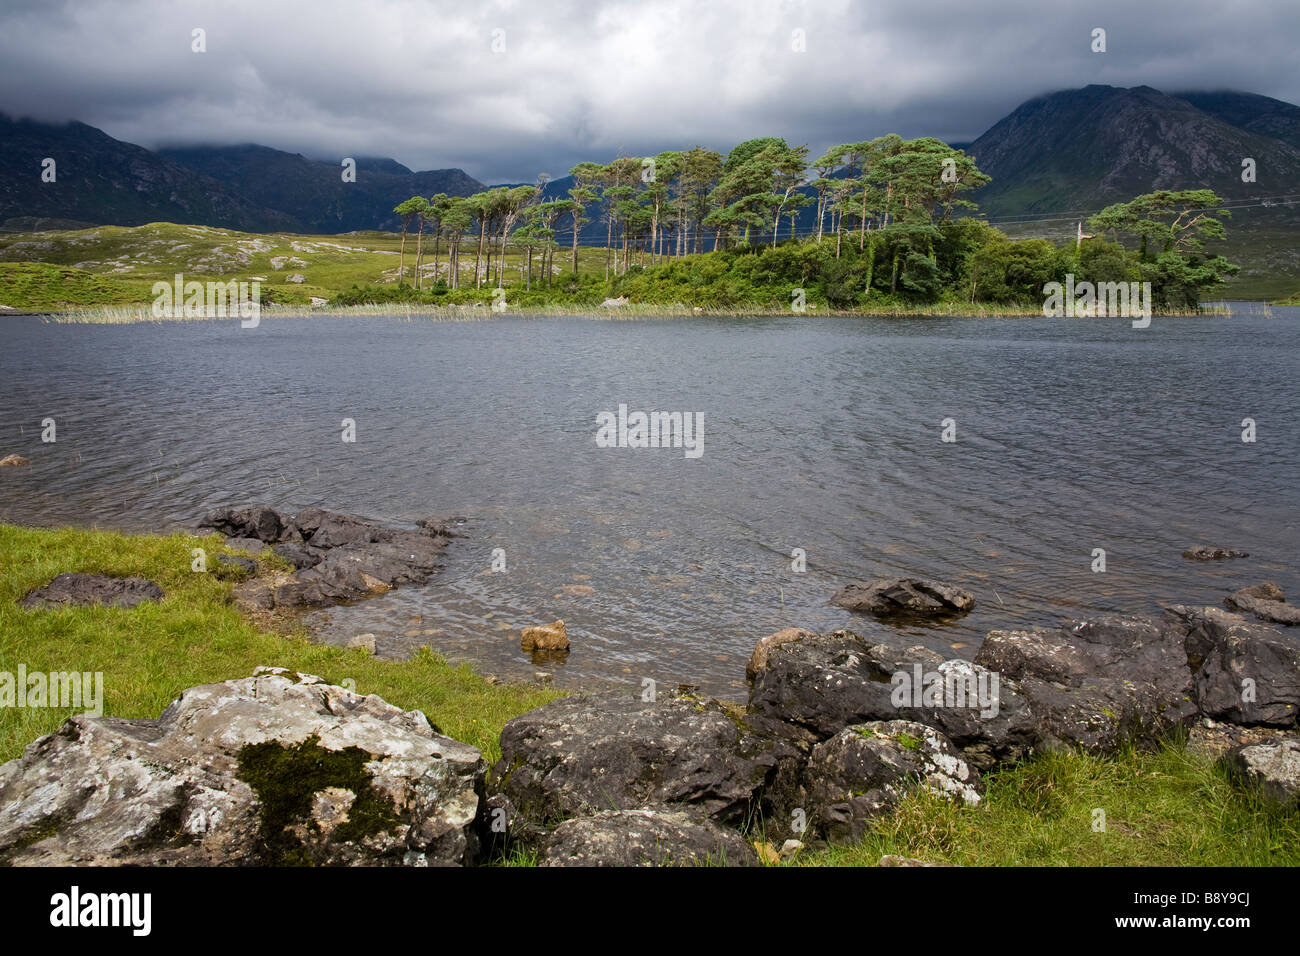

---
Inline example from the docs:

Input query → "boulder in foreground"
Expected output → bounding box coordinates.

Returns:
[0,669,484,866]
[747,629,1034,770]
[974,614,1199,754]
[1170,605,1300,726]
[1222,738,1300,807]
[796,720,982,845]
[539,809,757,867]
[493,690,796,827]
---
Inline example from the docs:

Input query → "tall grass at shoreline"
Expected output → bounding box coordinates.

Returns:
[48,300,1232,324]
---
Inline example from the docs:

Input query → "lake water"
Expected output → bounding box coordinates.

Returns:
[2,307,1297,698]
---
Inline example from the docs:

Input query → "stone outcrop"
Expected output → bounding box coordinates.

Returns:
[795,720,982,845]
[199,505,461,609]
[746,629,1034,770]
[974,615,1199,754]
[539,809,757,867]
[20,572,164,610]
[1170,605,1300,726]
[492,690,797,828]
[0,669,484,866]
[831,578,974,619]
[1182,546,1249,560]
[1225,582,1300,626]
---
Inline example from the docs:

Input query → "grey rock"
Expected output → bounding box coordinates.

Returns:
[200,506,290,544]
[974,614,1199,754]
[1183,546,1249,560]
[1222,738,1300,806]
[1168,605,1300,726]
[539,809,757,867]
[493,691,798,827]
[795,720,982,845]
[1225,583,1300,626]
[201,506,452,609]
[346,633,377,654]
[224,536,267,555]
[272,542,322,570]
[747,630,1035,771]
[216,553,257,576]
[20,573,164,610]
[832,577,975,619]
[0,669,484,866]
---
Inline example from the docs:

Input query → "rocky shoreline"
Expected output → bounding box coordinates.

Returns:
[1,508,1297,866]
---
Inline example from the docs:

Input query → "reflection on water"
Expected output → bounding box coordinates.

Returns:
[2,309,1297,698]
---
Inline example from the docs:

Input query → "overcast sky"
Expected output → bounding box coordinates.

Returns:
[2,0,1298,183]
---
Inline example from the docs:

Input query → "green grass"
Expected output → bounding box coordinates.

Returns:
[0,262,154,310]
[0,523,559,763]
[792,745,1300,867]
[0,222,616,312]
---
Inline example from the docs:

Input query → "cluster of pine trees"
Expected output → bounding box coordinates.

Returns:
[381,135,1237,310]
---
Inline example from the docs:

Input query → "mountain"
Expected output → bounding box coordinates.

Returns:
[962,85,1300,296]
[1175,90,1300,151]
[963,85,1300,217]
[0,115,300,232]
[157,145,483,233]
[0,116,484,234]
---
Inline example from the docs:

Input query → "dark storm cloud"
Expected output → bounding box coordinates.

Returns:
[1,0,1297,182]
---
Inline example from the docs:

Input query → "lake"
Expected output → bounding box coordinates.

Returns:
[2,307,1296,697]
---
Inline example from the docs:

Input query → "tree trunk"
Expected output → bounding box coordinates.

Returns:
[398,226,407,285]
[475,220,486,288]
[414,220,424,290]
[572,210,581,274]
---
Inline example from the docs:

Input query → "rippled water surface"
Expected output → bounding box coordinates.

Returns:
[2,309,1297,697]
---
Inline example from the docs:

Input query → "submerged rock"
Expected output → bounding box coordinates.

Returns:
[521,620,569,652]
[539,809,757,867]
[20,572,164,610]
[0,669,484,866]
[831,578,975,619]
[1182,546,1249,561]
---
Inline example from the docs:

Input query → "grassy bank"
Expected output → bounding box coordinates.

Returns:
[0,222,1246,317]
[2,522,1294,866]
[794,744,1300,867]
[0,523,558,763]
